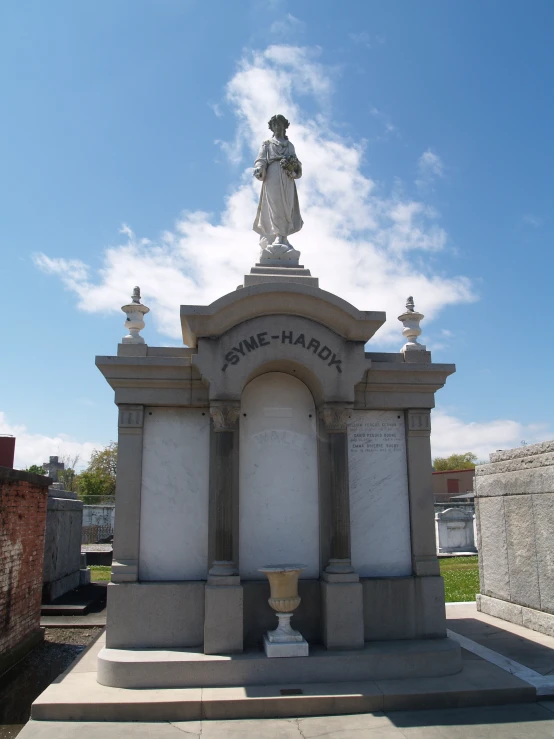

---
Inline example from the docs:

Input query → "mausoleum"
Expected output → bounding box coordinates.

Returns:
[95,115,461,693]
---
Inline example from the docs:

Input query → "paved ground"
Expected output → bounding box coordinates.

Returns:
[10,603,554,737]
[16,703,554,738]
[446,603,554,675]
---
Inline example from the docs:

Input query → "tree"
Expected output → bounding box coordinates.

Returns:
[26,464,45,475]
[433,452,478,471]
[76,442,117,503]
[77,470,113,505]
[58,453,80,492]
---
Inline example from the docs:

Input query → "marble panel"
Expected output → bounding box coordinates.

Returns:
[239,372,319,579]
[348,410,412,577]
[139,407,210,580]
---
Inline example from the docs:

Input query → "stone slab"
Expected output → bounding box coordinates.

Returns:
[475,466,554,497]
[348,410,411,577]
[239,373,319,579]
[105,581,204,649]
[321,580,364,649]
[204,585,243,655]
[489,439,554,463]
[21,702,554,738]
[139,407,210,581]
[477,452,554,476]
[244,274,319,288]
[476,497,510,600]
[43,571,81,603]
[30,653,536,724]
[263,635,309,658]
[96,638,462,689]
[477,594,523,624]
[532,493,554,613]
[477,593,554,640]
[504,495,540,609]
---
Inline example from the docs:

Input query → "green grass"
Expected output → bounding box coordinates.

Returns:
[90,565,111,582]
[440,555,479,602]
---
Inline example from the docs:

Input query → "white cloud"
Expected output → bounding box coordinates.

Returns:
[0,411,101,471]
[34,44,476,347]
[523,213,542,228]
[416,149,444,189]
[431,409,552,462]
[270,14,306,37]
[349,31,371,48]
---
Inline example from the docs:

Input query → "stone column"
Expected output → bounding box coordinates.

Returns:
[204,401,243,654]
[405,409,440,577]
[319,404,364,649]
[111,405,144,583]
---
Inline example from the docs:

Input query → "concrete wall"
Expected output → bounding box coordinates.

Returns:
[0,467,50,675]
[476,441,554,636]
[83,505,115,528]
[43,488,83,601]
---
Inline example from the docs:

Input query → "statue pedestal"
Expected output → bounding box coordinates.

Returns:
[260,243,301,266]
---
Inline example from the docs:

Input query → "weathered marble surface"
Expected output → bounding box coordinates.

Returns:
[348,410,412,577]
[477,496,510,601]
[139,408,210,581]
[239,372,319,579]
[489,439,554,463]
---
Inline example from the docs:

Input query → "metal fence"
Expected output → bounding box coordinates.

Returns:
[81,524,114,545]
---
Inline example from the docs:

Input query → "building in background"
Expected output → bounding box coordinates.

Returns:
[432,468,475,503]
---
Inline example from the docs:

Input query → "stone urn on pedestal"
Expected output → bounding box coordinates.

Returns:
[259,565,309,657]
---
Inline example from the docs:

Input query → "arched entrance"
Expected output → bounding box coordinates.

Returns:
[239,372,319,579]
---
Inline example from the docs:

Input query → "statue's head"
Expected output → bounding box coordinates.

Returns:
[268,114,290,138]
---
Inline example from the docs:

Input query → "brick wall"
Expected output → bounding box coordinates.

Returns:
[0,467,51,670]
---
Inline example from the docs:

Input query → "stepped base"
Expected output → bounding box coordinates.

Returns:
[31,632,536,721]
[97,638,462,689]
[244,265,319,288]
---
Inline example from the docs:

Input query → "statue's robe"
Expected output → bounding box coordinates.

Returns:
[253,137,303,243]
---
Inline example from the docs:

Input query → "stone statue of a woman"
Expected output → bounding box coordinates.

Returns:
[253,114,303,264]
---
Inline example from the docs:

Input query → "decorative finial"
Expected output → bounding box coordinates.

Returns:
[121,286,150,345]
[398,296,426,353]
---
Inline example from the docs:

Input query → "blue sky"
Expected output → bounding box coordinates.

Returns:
[1,0,553,467]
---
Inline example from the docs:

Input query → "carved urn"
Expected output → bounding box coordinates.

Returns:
[259,564,309,657]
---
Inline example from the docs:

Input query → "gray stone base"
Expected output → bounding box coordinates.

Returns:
[321,580,364,649]
[362,576,446,641]
[106,582,204,649]
[263,634,309,657]
[42,570,80,603]
[477,593,554,637]
[244,265,318,288]
[32,630,536,721]
[204,584,243,654]
[97,637,462,689]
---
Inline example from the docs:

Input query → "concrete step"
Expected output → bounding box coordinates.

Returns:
[97,638,463,689]
[32,659,536,721]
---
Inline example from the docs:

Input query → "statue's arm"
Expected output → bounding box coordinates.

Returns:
[253,142,268,181]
